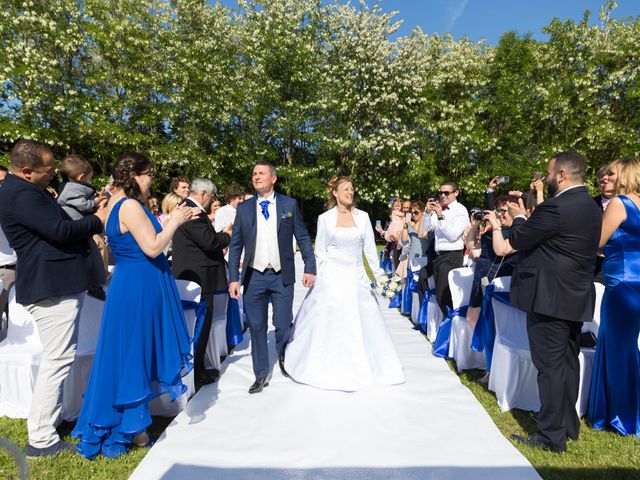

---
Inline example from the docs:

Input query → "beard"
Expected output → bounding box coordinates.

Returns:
[546,178,558,197]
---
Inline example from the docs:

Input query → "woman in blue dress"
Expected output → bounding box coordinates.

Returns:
[72,152,195,458]
[588,157,640,437]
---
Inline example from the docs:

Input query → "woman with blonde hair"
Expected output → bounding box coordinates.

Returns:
[588,157,640,437]
[284,176,405,391]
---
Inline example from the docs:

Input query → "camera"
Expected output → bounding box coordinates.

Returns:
[472,210,485,221]
[427,192,439,203]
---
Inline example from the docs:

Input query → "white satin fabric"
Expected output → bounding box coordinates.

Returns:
[284,208,405,391]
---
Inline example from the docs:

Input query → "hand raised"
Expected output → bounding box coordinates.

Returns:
[507,198,527,218]
[170,204,193,227]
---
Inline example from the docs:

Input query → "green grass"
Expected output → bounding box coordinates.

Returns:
[1,248,638,479]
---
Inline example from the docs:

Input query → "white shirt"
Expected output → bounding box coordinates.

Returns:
[0,225,17,266]
[214,204,236,232]
[188,196,207,213]
[252,192,281,272]
[423,199,469,253]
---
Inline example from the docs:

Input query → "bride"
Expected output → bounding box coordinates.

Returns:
[284,176,406,391]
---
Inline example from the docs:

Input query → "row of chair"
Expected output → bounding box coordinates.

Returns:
[409,267,605,417]
[0,278,235,420]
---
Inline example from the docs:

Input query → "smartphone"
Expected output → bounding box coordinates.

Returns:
[496,176,510,185]
[532,172,542,181]
[405,212,412,223]
[375,220,382,228]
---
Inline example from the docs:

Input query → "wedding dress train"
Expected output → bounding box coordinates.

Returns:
[284,207,405,391]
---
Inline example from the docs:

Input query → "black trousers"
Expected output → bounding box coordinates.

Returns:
[432,250,464,315]
[194,292,215,375]
[527,312,582,450]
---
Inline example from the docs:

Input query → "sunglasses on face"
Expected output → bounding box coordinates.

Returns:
[438,191,454,196]
[411,210,421,215]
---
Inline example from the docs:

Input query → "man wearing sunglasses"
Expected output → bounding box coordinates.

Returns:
[423,181,469,315]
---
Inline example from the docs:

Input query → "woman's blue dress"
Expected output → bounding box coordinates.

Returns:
[588,195,640,437]
[72,197,193,458]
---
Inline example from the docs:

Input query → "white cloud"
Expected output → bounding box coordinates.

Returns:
[445,0,469,31]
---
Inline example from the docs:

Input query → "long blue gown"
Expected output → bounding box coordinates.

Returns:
[588,195,640,437]
[72,197,193,458]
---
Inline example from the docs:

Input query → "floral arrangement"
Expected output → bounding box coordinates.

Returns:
[374,273,402,299]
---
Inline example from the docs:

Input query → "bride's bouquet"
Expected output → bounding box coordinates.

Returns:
[374,273,402,299]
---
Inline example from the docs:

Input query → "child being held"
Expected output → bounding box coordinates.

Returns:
[57,154,109,299]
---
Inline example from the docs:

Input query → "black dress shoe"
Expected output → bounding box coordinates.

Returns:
[278,356,289,378]
[196,368,220,386]
[510,433,565,453]
[249,377,269,394]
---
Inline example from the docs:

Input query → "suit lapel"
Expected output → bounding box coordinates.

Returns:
[275,193,282,232]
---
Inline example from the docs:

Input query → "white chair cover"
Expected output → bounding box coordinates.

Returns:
[489,277,596,416]
[447,268,486,371]
[149,280,201,416]
[0,287,104,420]
[0,287,42,418]
[205,292,228,370]
[426,276,443,342]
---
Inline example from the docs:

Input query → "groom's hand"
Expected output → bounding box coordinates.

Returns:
[302,273,316,288]
[229,281,241,299]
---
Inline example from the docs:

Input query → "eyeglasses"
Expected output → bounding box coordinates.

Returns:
[495,208,508,215]
[411,210,421,215]
[438,191,454,196]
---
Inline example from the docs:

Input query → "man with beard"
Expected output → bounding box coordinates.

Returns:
[507,152,601,453]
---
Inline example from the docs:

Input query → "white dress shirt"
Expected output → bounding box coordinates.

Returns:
[252,193,281,272]
[0,226,17,266]
[214,204,236,232]
[423,199,469,253]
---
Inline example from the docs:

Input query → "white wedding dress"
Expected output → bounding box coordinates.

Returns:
[284,207,405,391]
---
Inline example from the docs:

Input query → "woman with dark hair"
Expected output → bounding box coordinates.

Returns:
[72,152,194,458]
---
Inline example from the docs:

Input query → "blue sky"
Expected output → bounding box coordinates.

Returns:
[213,0,638,44]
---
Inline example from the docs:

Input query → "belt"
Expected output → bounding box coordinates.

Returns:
[0,264,15,270]
[435,249,463,256]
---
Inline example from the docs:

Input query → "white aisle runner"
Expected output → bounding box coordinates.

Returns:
[130,255,540,480]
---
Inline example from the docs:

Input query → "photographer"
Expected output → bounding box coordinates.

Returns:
[423,181,469,315]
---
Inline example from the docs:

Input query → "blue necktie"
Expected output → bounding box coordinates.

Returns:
[259,200,270,221]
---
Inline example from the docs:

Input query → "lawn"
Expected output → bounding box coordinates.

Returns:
[1,250,638,479]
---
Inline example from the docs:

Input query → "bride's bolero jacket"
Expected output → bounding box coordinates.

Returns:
[314,207,386,279]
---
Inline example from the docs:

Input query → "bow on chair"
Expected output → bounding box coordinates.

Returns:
[182,298,207,346]
[432,305,469,359]
[400,267,417,316]
[416,288,437,333]
[471,283,511,370]
[226,296,244,347]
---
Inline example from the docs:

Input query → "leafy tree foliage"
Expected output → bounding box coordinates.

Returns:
[1,0,638,206]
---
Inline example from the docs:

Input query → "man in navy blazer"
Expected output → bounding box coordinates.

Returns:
[0,140,104,457]
[228,162,316,394]
[508,152,601,453]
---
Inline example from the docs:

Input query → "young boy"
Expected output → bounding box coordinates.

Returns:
[57,154,108,299]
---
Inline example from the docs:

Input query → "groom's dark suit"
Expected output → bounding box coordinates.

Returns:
[228,193,316,379]
[509,185,601,451]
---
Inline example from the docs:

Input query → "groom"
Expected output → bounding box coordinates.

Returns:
[228,162,316,394]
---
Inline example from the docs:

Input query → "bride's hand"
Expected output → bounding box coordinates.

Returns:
[302,273,316,288]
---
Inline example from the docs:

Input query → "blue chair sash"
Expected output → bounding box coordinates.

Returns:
[226,296,244,347]
[433,305,468,359]
[181,298,207,346]
[388,291,402,308]
[400,267,415,315]
[416,288,437,332]
[470,283,511,370]
[379,250,393,274]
